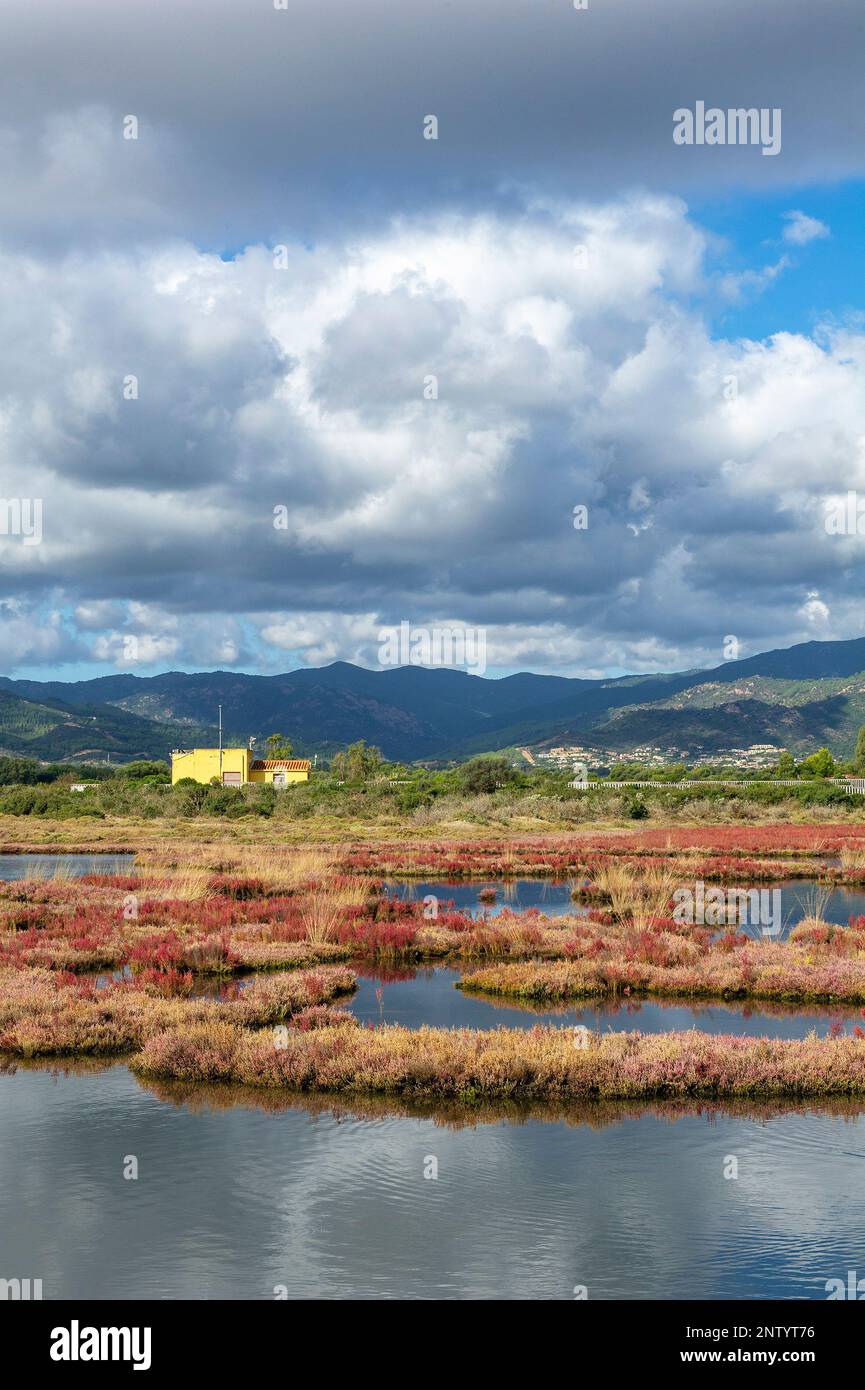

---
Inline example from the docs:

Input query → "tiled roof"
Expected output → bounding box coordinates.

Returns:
[251,759,311,771]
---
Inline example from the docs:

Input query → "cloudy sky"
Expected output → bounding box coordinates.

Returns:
[1,0,864,681]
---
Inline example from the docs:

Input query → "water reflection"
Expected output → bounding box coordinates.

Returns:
[385,876,865,937]
[0,853,134,881]
[1,1060,864,1299]
[348,963,865,1040]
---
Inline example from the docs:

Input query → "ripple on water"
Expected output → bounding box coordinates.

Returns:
[0,853,134,881]
[347,964,865,1041]
[384,876,865,933]
[2,1063,865,1298]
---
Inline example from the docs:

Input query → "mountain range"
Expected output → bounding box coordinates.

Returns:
[4,636,865,764]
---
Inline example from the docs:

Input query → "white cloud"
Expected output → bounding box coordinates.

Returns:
[782,210,831,246]
[0,195,863,676]
[0,601,82,667]
[719,254,790,301]
[259,613,382,668]
[799,593,830,627]
[92,631,180,668]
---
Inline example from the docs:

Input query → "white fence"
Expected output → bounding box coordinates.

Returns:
[571,778,865,795]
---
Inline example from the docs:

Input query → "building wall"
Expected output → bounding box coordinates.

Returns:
[248,768,309,784]
[171,748,251,786]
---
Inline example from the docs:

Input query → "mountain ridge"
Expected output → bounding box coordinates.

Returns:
[4,635,865,762]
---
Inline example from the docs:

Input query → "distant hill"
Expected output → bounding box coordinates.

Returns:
[5,635,865,762]
[0,665,586,762]
[0,688,213,763]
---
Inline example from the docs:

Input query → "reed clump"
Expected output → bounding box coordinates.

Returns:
[0,965,356,1057]
[132,1020,865,1101]
[591,860,680,930]
[297,875,376,944]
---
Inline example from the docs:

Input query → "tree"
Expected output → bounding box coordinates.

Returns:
[609,762,644,781]
[798,746,836,779]
[331,740,382,782]
[265,732,294,759]
[657,762,688,783]
[459,755,517,795]
[0,756,44,786]
[115,760,170,782]
[776,750,796,778]
[853,725,865,774]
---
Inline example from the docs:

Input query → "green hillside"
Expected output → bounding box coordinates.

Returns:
[0,690,212,763]
[6,638,865,763]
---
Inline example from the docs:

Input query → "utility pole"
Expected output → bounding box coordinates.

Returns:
[218,705,223,784]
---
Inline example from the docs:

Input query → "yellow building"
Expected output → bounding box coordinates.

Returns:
[171,748,311,787]
[249,758,312,786]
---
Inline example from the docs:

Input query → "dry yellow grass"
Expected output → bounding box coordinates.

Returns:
[592,860,680,929]
[22,859,74,883]
[135,865,212,901]
[298,875,375,944]
[795,882,833,932]
[233,846,335,889]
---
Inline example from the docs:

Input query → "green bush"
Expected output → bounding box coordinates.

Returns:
[114,760,170,783]
[0,785,103,817]
[459,756,520,795]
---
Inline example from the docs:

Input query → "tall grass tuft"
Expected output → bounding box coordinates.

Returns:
[298,875,374,944]
[795,882,834,933]
[592,860,679,930]
[167,867,213,901]
[231,847,335,892]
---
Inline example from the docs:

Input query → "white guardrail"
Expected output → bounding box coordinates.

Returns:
[570,778,865,794]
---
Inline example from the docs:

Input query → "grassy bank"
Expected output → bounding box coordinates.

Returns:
[0,965,356,1057]
[458,946,865,1006]
[3,817,864,863]
[0,771,863,841]
[130,1018,865,1101]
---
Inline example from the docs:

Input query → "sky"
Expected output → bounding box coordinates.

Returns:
[1,0,864,683]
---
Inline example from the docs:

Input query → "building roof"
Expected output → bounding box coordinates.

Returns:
[251,759,311,771]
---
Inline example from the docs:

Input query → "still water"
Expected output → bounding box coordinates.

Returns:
[347,965,865,1040]
[385,877,865,932]
[0,853,134,881]
[3,856,865,1299]
[1,1063,864,1299]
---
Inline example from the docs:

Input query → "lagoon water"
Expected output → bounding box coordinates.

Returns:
[347,964,865,1040]
[385,877,865,933]
[3,857,865,1298]
[1,1063,864,1299]
[0,853,134,881]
